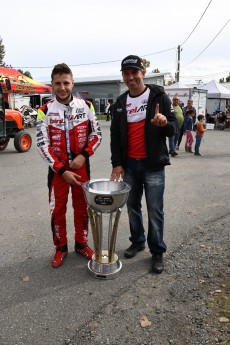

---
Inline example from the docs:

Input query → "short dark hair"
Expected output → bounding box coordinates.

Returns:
[186,109,195,116]
[51,63,73,80]
[197,115,204,121]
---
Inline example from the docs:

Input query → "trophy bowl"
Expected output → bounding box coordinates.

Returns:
[82,179,131,213]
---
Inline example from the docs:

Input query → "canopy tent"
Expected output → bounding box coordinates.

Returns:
[165,81,188,89]
[0,67,52,94]
[199,80,230,99]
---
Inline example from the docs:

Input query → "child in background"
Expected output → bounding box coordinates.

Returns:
[184,109,195,153]
[194,115,206,156]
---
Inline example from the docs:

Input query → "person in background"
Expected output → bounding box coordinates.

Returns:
[183,99,196,130]
[168,96,184,157]
[184,109,195,153]
[36,63,102,268]
[177,99,196,150]
[110,54,177,274]
[4,100,9,109]
[194,115,206,156]
[108,100,114,121]
[105,101,110,121]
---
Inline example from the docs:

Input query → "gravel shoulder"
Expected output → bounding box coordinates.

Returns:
[68,213,230,345]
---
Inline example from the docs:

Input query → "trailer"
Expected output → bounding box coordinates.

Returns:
[165,85,207,118]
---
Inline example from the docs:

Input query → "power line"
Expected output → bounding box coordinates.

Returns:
[180,0,213,46]
[181,69,230,78]
[13,60,121,69]
[182,18,230,67]
[141,47,176,57]
[13,47,177,69]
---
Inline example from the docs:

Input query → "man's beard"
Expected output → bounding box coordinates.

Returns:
[56,93,72,104]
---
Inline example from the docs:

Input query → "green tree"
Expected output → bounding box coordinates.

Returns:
[153,68,160,73]
[219,73,230,83]
[141,58,150,70]
[0,36,6,66]
[18,69,33,79]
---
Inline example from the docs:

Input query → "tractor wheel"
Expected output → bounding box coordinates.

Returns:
[0,138,9,151]
[14,131,32,152]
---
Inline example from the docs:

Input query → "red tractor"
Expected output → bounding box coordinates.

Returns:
[0,84,32,152]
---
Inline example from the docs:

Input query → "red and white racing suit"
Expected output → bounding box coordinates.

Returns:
[37,96,102,250]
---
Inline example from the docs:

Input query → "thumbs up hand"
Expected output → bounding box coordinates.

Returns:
[151,103,167,127]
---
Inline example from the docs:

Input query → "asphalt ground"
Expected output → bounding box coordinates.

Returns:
[0,122,229,345]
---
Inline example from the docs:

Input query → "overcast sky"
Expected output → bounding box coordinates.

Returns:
[1,0,229,85]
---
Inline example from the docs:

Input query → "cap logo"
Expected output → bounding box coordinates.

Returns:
[123,58,138,64]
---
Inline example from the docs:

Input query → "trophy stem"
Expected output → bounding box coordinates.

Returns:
[108,209,121,262]
[108,213,113,257]
[88,207,100,262]
[97,212,103,260]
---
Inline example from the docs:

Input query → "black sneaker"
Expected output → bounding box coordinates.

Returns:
[124,243,145,259]
[152,253,164,274]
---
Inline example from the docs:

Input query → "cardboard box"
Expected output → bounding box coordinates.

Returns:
[206,123,215,130]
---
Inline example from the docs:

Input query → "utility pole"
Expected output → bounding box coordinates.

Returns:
[176,45,181,82]
[195,79,203,86]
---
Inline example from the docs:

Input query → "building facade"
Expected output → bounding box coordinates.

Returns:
[72,73,171,113]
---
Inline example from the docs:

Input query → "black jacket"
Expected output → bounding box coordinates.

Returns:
[110,84,178,171]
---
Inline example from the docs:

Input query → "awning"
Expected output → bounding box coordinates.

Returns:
[0,67,52,94]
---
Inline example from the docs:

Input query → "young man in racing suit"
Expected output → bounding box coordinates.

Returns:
[37,63,102,268]
[110,55,177,273]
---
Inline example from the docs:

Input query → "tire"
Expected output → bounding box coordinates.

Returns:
[0,138,9,151]
[14,131,32,152]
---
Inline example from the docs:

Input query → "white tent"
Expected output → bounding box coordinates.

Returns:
[199,80,230,99]
[165,81,188,89]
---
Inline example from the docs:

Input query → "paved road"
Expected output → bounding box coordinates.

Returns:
[0,122,229,345]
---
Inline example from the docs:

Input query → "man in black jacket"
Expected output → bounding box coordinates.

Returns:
[110,55,177,273]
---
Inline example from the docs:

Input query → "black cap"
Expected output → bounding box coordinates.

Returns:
[121,55,145,71]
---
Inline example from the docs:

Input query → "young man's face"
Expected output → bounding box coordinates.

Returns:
[51,73,74,104]
[122,68,146,95]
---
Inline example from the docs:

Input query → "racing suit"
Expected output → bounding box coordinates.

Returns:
[37,96,102,251]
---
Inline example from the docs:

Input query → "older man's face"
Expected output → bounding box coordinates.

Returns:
[173,97,179,106]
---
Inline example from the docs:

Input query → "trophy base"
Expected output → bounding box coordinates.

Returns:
[88,251,122,279]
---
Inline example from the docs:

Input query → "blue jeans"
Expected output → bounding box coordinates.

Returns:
[168,135,175,153]
[174,130,180,147]
[169,127,180,152]
[124,158,167,254]
[195,135,202,154]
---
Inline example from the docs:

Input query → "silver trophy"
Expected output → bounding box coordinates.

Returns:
[82,179,131,279]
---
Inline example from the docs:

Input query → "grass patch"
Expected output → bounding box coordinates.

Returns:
[97,114,107,120]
